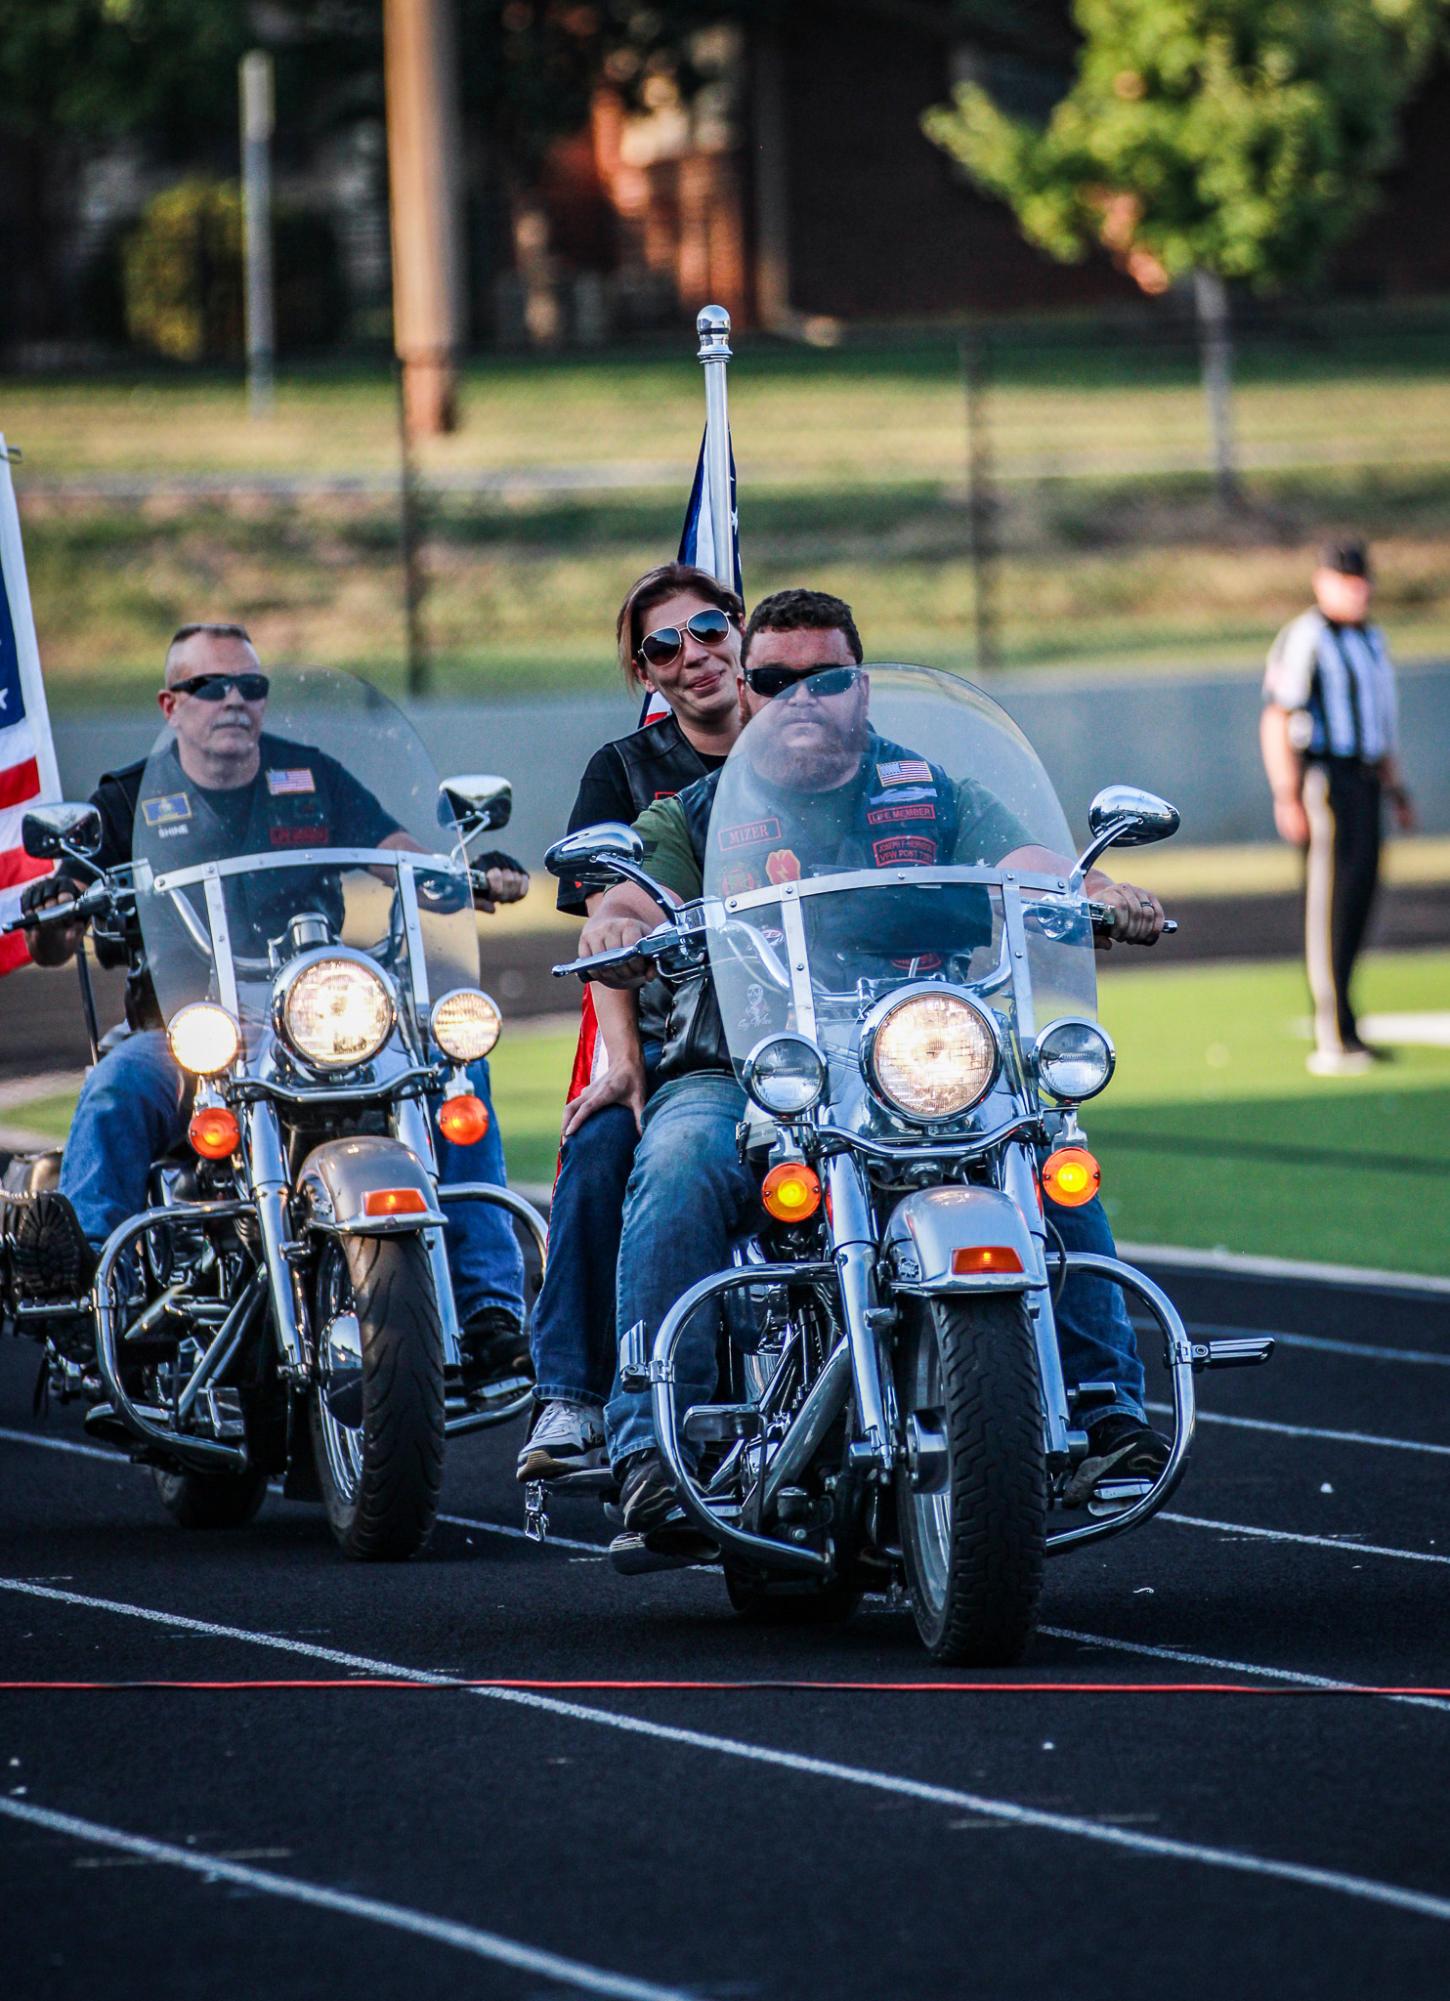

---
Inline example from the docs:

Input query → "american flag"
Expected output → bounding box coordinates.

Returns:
[0,441,61,975]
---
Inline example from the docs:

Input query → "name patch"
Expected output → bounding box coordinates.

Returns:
[875,759,933,788]
[717,816,781,851]
[141,792,191,827]
[266,767,317,796]
[270,823,326,848]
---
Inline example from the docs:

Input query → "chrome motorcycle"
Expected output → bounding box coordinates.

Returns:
[1,665,545,1559]
[550,664,1271,1661]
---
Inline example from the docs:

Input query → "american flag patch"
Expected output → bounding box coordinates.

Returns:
[266,767,316,796]
[875,759,933,787]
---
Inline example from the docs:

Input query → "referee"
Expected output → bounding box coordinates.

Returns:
[1261,539,1416,1076]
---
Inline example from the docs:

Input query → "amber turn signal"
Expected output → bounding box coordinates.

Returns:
[1042,1145,1101,1208]
[438,1092,490,1146]
[189,1105,240,1160]
[761,1160,822,1223]
[362,1187,429,1218]
[950,1244,1025,1275]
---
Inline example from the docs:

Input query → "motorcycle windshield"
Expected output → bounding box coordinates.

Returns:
[702,664,1096,1096]
[133,664,479,1048]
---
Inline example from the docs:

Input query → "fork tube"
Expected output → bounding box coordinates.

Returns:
[392,1093,461,1366]
[825,1151,892,1470]
[242,1098,307,1377]
[1002,1139,1070,1457]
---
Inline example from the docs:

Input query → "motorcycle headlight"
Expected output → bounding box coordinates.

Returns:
[865,988,998,1123]
[743,1033,827,1117]
[431,988,502,1063]
[167,1002,240,1076]
[1036,1016,1116,1103]
[279,955,394,1070]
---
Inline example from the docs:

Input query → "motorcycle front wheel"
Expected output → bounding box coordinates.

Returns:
[309,1231,445,1561]
[894,1293,1046,1665]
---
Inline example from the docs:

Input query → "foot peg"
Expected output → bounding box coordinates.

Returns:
[523,1480,550,1543]
[682,1403,761,1446]
[1191,1336,1274,1371]
[1086,1476,1154,1518]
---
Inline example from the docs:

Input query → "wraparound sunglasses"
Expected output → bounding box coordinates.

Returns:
[169,672,271,702]
[637,607,734,668]
[743,665,861,700]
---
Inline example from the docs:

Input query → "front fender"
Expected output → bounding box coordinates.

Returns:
[296,1134,445,1235]
[883,1185,1045,1295]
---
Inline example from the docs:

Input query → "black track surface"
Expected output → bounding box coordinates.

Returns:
[3,1261,1449,1998]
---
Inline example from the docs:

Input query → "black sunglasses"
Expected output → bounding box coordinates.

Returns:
[637,607,734,669]
[169,672,270,702]
[744,664,860,700]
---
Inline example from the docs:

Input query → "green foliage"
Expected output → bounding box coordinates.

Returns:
[924,0,1447,290]
[123,179,243,363]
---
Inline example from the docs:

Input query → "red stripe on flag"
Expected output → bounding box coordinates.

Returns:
[566,985,600,1104]
[0,849,53,975]
[0,757,40,811]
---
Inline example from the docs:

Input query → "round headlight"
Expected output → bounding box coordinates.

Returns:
[867,989,997,1122]
[1036,1017,1115,1103]
[431,988,502,1063]
[280,956,394,1070]
[167,1002,240,1076]
[743,1033,827,1117]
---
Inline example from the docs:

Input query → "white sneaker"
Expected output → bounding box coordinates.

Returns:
[516,1400,605,1482]
[1306,1048,1374,1078]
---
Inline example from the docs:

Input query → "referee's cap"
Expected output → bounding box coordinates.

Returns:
[1318,538,1371,579]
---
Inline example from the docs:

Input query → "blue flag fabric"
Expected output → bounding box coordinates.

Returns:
[638,427,743,728]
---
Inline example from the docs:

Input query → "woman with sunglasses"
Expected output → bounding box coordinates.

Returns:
[517,562,746,1483]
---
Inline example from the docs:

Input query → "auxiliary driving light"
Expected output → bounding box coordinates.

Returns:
[167,1002,240,1076]
[1036,1017,1115,1103]
[761,1160,822,1223]
[431,988,502,1064]
[742,1033,827,1118]
[189,1104,241,1160]
[438,1093,490,1146]
[1042,1145,1101,1208]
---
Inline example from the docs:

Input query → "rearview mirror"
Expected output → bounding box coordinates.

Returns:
[22,802,103,862]
[544,822,645,884]
[1086,786,1181,849]
[440,773,512,838]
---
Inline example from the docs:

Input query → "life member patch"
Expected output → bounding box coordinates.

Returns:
[765,848,802,885]
[866,802,937,827]
[141,792,191,827]
[872,834,938,868]
[717,816,781,851]
[875,759,933,787]
[266,767,317,796]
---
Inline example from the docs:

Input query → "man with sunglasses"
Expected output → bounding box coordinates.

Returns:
[13,622,531,1400]
[575,588,1170,1562]
[519,563,745,1481]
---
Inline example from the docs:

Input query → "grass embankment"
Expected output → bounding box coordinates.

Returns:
[9,322,1450,705]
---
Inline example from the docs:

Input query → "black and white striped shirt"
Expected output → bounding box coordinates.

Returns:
[1263,611,1398,762]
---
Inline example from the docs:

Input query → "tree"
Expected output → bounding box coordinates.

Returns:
[923,0,1446,502]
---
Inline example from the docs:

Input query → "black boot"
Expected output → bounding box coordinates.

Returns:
[11,1192,97,1304]
[458,1306,533,1403]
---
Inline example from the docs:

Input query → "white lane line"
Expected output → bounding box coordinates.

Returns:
[1144,1402,1450,1458]
[438,1511,603,1558]
[0,1427,117,1465]
[1121,1241,1450,1299]
[1161,1513,1450,1566]
[0,1797,693,2001]
[5,1577,1450,1928]
[1040,1628,1450,1716]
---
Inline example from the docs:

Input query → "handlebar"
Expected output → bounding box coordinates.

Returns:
[1085,899,1177,939]
[0,880,115,938]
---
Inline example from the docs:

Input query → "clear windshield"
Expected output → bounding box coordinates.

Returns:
[703,663,1096,1098]
[134,664,478,1052]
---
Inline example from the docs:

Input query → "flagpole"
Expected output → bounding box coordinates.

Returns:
[696,305,735,587]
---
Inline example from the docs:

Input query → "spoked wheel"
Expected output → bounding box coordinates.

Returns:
[723,1563,861,1627]
[309,1232,445,1561]
[152,1464,268,1530]
[894,1293,1046,1665]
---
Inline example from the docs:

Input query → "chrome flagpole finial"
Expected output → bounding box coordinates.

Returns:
[696,304,733,362]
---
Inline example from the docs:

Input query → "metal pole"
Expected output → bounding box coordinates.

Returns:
[240,51,275,419]
[394,358,429,697]
[384,0,465,438]
[696,304,736,588]
[961,329,999,677]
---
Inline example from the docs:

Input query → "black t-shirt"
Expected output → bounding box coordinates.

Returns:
[556,713,726,917]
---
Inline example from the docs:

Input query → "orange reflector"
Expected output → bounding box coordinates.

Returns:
[1042,1145,1101,1208]
[951,1245,1025,1276]
[762,1160,822,1224]
[188,1105,240,1160]
[362,1187,429,1218]
[438,1093,490,1146]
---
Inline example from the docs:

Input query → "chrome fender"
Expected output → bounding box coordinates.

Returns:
[296,1134,445,1234]
[883,1185,1046,1295]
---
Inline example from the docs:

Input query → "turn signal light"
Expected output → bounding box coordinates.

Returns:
[1042,1145,1101,1208]
[762,1160,822,1224]
[188,1105,240,1160]
[951,1245,1025,1275]
[438,1092,490,1146]
[362,1187,429,1218]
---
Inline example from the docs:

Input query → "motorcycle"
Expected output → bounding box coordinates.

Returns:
[0,665,546,1560]
[548,663,1272,1661]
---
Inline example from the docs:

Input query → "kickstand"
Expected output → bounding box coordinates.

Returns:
[32,1351,49,1418]
[523,1480,550,1544]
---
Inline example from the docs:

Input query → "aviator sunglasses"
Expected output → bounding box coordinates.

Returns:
[636,607,734,669]
[743,664,861,700]
[169,672,271,702]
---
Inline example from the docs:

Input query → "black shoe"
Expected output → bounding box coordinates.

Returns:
[11,1192,97,1304]
[1065,1413,1170,1508]
[458,1307,533,1400]
[614,1451,719,1564]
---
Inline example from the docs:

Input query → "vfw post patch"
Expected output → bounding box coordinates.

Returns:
[266,768,316,796]
[141,792,191,827]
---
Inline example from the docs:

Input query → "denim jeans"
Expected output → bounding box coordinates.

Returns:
[603,1070,1145,1469]
[528,1044,660,1409]
[58,1031,524,1322]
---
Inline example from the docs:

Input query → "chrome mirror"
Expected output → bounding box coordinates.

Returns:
[22,802,103,862]
[440,773,512,838]
[544,822,645,881]
[1077,787,1180,874]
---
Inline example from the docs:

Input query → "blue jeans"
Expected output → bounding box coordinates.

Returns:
[528,1044,660,1408]
[604,1071,1145,1468]
[58,1031,524,1323]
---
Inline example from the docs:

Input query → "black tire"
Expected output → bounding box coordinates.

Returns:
[723,1563,860,1627]
[894,1293,1046,1665]
[309,1232,445,1561]
[152,1463,269,1530]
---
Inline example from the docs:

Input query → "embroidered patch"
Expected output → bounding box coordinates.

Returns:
[141,792,191,827]
[875,759,933,787]
[717,816,781,851]
[719,863,761,898]
[652,789,681,800]
[266,767,317,796]
[270,823,325,848]
[872,834,938,868]
[765,848,802,885]
[866,802,938,826]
